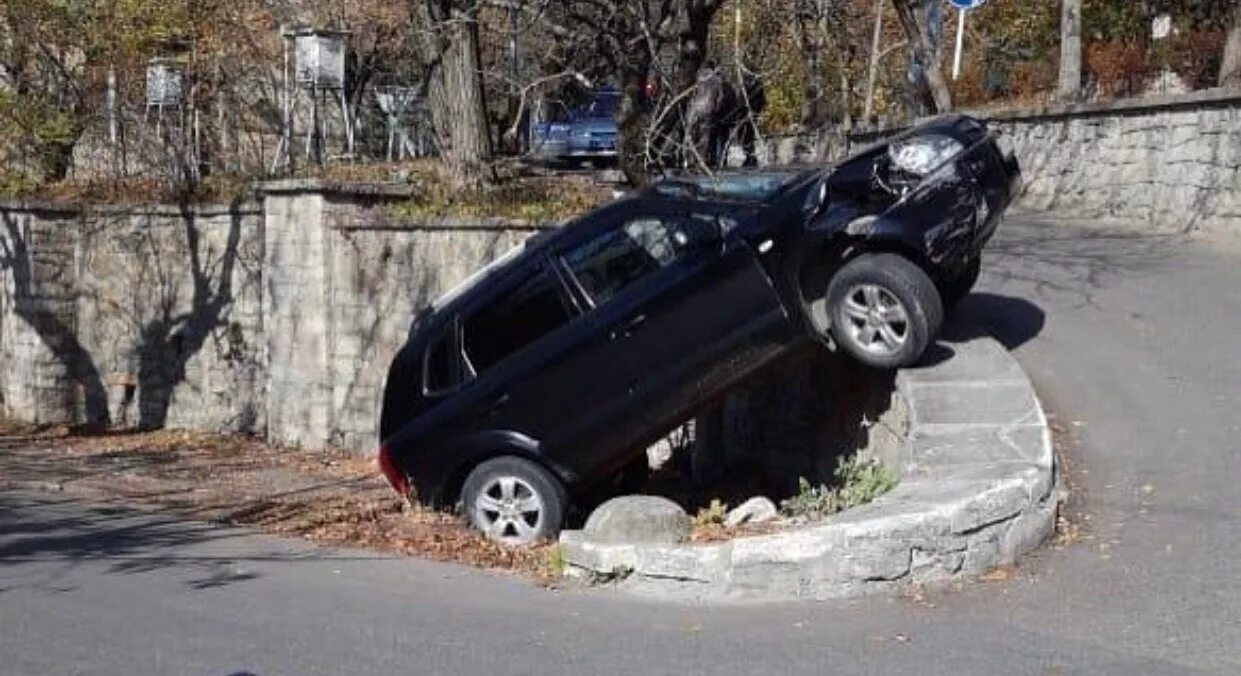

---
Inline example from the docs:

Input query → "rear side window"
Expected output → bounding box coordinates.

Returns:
[423,325,466,395]
[563,217,685,306]
[463,269,573,374]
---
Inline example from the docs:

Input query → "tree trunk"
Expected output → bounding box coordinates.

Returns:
[675,5,713,96]
[892,0,951,113]
[1058,0,1082,99]
[617,64,652,186]
[1221,5,1241,89]
[650,2,715,170]
[795,3,826,129]
[421,1,492,189]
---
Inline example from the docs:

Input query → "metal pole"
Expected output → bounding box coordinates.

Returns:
[952,8,966,81]
[863,0,884,122]
[107,68,118,146]
[509,8,519,83]
[340,87,353,157]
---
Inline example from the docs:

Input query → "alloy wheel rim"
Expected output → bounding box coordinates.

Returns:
[842,284,910,355]
[474,476,544,545]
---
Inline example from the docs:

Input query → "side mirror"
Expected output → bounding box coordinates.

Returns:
[674,216,722,249]
[804,178,830,219]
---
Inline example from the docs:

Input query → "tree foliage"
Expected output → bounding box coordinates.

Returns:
[1,0,1237,195]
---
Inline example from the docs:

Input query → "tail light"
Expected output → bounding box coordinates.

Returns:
[377,444,410,498]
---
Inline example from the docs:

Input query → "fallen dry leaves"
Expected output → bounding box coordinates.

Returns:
[0,423,556,581]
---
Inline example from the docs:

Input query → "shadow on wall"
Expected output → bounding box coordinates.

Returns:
[0,211,111,424]
[0,203,248,430]
[133,202,244,430]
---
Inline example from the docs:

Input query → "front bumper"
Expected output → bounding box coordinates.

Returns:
[567,148,618,158]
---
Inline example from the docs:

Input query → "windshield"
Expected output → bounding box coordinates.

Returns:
[661,173,804,202]
[581,93,618,119]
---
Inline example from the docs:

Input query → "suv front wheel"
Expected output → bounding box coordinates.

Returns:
[462,456,567,546]
[941,256,982,310]
[826,253,943,369]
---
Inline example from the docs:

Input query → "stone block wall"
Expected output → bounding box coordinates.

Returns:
[991,92,1241,233]
[321,221,539,451]
[0,201,264,431]
[0,207,81,424]
[260,181,548,452]
[0,182,548,452]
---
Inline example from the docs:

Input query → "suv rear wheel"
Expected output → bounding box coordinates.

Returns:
[462,456,567,546]
[826,253,943,369]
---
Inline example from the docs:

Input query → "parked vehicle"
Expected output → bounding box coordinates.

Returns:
[528,89,619,164]
[378,114,1021,545]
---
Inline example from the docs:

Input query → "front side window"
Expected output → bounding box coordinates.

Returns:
[563,217,687,306]
[462,269,573,374]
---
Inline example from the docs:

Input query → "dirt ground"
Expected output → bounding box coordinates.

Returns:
[0,420,557,580]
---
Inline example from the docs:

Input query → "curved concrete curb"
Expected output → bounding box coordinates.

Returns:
[559,334,1058,601]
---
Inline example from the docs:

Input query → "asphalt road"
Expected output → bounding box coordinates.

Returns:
[3,215,1240,676]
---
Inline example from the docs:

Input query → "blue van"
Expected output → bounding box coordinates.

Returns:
[529,89,618,164]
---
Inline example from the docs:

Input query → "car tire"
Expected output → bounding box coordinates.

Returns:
[462,456,567,546]
[941,256,982,310]
[826,253,943,369]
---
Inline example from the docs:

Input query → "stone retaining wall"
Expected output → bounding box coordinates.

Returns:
[261,181,547,451]
[0,201,265,431]
[0,182,549,453]
[989,90,1241,233]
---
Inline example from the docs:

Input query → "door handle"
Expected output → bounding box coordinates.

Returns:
[610,314,647,340]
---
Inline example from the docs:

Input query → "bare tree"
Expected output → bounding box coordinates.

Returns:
[891,0,951,113]
[487,0,731,185]
[413,0,494,189]
[1222,3,1241,88]
[792,0,830,128]
[1058,0,1082,99]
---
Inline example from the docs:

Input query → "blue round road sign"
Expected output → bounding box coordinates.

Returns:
[948,0,988,9]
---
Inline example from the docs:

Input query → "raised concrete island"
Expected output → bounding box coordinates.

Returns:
[560,334,1058,601]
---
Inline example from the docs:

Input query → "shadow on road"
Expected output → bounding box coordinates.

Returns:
[948,292,1048,351]
[0,492,383,594]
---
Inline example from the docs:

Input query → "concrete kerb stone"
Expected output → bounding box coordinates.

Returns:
[558,334,1059,601]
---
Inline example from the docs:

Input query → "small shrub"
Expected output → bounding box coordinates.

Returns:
[692,498,729,527]
[835,454,900,510]
[780,454,899,520]
[545,544,566,577]
[781,477,840,520]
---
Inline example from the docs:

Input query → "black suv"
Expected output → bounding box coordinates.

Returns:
[379,114,1021,545]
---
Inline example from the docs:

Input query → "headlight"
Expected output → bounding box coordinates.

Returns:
[888,134,964,176]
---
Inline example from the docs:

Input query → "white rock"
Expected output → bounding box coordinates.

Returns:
[724,496,779,527]
[583,495,691,544]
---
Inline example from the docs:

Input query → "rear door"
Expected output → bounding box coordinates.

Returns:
[556,205,793,464]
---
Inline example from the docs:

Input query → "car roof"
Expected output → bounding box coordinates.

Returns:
[414,198,637,322]
[412,167,821,328]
